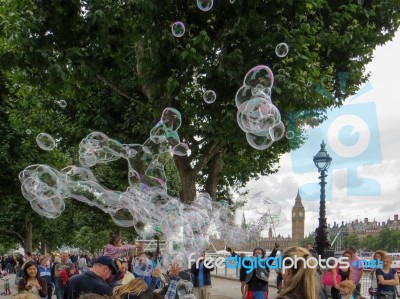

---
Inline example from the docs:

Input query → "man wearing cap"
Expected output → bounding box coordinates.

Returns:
[65,256,116,299]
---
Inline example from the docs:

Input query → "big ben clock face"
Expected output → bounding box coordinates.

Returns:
[292,212,296,218]
[299,212,304,217]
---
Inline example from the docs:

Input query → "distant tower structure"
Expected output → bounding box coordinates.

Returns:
[268,227,273,239]
[292,190,305,244]
[241,212,247,229]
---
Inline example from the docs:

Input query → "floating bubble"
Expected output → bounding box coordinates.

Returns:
[171,21,185,38]
[246,132,273,150]
[21,106,287,267]
[244,65,274,89]
[203,90,216,104]
[58,100,67,108]
[36,133,56,151]
[269,121,285,141]
[197,0,213,11]
[275,42,289,58]
[286,130,295,139]
[230,0,235,3]
[172,142,189,156]
[26,129,32,135]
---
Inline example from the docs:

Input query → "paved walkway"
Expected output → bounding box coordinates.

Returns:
[1,274,280,299]
[211,276,279,299]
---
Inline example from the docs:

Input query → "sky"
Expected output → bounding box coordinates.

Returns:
[236,30,400,239]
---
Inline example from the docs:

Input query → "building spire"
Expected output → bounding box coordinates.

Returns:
[241,212,247,229]
[293,189,304,208]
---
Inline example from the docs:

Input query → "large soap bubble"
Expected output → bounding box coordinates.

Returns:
[36,133,56,151]
[235,65,285,150]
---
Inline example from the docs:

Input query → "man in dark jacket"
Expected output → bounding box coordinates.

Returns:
[65,256,116,299]
[191,251,214,299]
[245,243,279,299]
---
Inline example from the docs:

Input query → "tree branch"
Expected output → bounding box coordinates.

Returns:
[96,74,144,106]
[193,141,225,174]
[0,228,25,243]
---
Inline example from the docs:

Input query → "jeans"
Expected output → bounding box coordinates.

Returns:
[55,281,65,299]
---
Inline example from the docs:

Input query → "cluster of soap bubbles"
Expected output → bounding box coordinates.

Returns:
[23,108,280,266]
[235,65,285,150]
[210,194,285,247]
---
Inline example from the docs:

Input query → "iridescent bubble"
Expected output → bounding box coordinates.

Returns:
[172,142,189,156]
[286,130,295,139]
[171,21,185,38]
[58,100,67,108]
[275,42,289,58]
[230,0,235,3]
[36,133,56,151]
[26,129,32,135]
[203,90,216,104]
[244,65,274,88]
[269,121,285,141]
[246,132,273,150]
[197,0,213,11]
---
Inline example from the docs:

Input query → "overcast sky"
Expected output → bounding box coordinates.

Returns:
[236,30,400,239]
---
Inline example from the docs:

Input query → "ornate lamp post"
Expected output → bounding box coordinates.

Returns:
[313,140,332,259]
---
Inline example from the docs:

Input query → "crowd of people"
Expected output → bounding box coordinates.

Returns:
[1,240,399,299]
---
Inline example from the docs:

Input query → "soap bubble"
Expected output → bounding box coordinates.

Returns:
[203,90,216,104]
[230,0,235,3]
[26,129,32,135]
[171,21,185,38]
[36,133,56,151]
[286,130,295,139]
[244,65,274,89]
[58,100,67,108]
[197,0,213,11]
[275,42,289,58]
[172,143,189,156]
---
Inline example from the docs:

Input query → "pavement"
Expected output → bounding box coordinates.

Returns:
[211,275,279,299]
[1,273,279,299]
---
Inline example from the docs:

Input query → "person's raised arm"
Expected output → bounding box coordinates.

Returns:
[164,263,181,299]
[268,243,280,258]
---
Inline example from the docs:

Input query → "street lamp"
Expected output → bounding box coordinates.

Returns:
[313,140,332,259]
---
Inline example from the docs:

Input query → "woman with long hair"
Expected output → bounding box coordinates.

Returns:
[18,261,48,298]
[113,278,148,299]
[370,250,386,299]
[376,255,399,299]
[276,247,320,299]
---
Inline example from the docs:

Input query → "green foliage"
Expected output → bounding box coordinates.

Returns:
[299,234,315,247]
[360,229,400,252]
[343,233,360,249]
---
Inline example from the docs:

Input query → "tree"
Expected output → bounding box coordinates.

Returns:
[2,0,400,205]
[343,233,360,249]
[299,234,315,247]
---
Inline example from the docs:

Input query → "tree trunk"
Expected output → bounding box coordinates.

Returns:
[25,221,33,252]
[174,156,197,203]
[40,241,46,255]
[205,151,225,199]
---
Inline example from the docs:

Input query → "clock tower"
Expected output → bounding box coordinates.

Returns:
[292,190,305,244]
